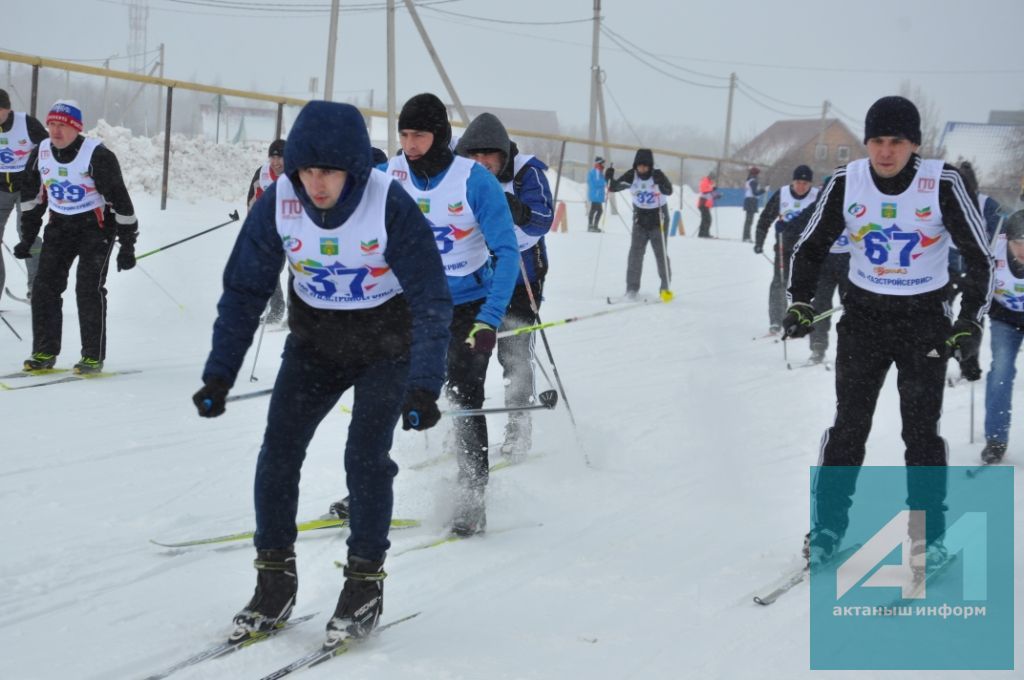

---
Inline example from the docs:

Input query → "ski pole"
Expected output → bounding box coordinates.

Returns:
[496,299,658,340]
[441,389,558,420]
[2,240,28,274]
[0,312,22,341]
[969,382,976,444]
[248,317,269,382]
[136,263,186,311]
[136,211,240,260]
[517,259,591,467]
[781,306,843,341]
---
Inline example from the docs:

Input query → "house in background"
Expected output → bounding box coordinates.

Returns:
[939,114,1024,206]
[728,118,865,191]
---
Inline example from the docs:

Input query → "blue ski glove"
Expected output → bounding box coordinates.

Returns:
[192,378,230,418]
[782,302,816,339]
[465,321,497,355]
[401,388,441,431]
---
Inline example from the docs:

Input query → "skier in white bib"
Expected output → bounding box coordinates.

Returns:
[786,96,994,574]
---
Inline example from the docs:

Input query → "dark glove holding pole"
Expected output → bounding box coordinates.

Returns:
[401,387,441,431]
[465,321,496,354]
[116,224,138,271]
[192,378,230,418]
[944,318,983,369]
[604,166,615,183]
[504,192,532,226]
[13,239,33,259]
[753,242,764,254]
[782,302,816,339]
[959,355,982,382]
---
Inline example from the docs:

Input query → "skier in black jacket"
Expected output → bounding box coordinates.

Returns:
[609,148,673,300]
[785,96,994,573]
[15,100,138,374]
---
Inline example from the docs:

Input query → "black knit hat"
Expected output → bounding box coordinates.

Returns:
[398,92,451,147]
[0,89,10,110]
[268,139,285,157]
[793,164,813,182]
[1006,209,1024,242]
[864,96,921,145]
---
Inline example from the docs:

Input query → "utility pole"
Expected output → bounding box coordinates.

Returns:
[387,0,396,155]
[595,67,616,215]
[402,0,468,124]
[587,0,601,167]
[718,72,736,179]
[324,0,340,100]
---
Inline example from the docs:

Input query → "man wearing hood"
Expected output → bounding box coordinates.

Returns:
[609,148,674,301]
[455,112,554,458]
[192,101,452,648]
[385,93,520,536]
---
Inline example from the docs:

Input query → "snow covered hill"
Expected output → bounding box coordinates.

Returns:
[0,131,1020,679]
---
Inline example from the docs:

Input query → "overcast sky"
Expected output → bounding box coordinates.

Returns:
[6,0,1024,147]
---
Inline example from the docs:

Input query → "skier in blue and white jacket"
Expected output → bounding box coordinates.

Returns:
[385,93,519,536]
[456,112,554,458]
[192,101,452,647]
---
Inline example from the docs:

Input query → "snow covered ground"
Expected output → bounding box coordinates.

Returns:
[0,132,1021,679]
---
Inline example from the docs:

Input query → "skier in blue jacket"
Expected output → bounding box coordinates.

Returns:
[385,93,519,536]
[587,156,607,232]
[456,112,554,458]
[191,101,452,649]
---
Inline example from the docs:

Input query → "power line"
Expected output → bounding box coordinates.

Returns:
[601,23,728,82]
[418,6,590,26]
[600,27,729,90]
[602,76,644,146]
[735,77,819,111]
[735,85,818,119]
[4,46,161,65]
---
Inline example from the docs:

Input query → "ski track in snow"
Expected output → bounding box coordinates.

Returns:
[1,129,1021,679]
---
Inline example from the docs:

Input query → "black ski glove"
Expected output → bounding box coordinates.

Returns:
[604,167,615,183]
[116,224,138,271]
[13,239,32,259]
[782,302,816,339]
[944,319,983,363]
[959,355,982,382]
[192,378,231,418]
[117,245,136,272]
[505,192,532,226]
[465,321,497,354]
[753,243,764,254]
[401,387,441,431]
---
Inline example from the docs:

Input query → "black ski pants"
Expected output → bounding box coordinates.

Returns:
[626,222,670,293]
[813,301,951,543]
[31,222,115,360]
[809,252,850,352]
[447,299,493,491]
[697,202,712,237]
[768,234,791,328]
[588,201,603,230]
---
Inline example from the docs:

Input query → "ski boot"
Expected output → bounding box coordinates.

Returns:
[981,441,1007,465]
[499,413,532,460]
[805,528,840,568]
[808,347,826,364]
[73,357,104,374]
[910,539,949,583]
[327,496,350,520]
[229,548,297,642]
[659,289,674,303]
[23,352,56,370]
[325,555,385,648]
[451,486,487,537]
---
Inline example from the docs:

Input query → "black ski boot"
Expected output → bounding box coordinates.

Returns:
[325,556,385,648]
[805,528,840,568]
[23,352,56,370]
[451,486,487,537]
[327,496,350,520]
[229,548,297,642]
[981,441,1007,464]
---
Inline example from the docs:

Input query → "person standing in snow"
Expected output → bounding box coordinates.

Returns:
[385,93,520,536]
[192,101,451,648]
[696,171,718,238]
[14,100,138,374]
[587,156,607,232]
[785,96,994,572]
[455,112,554,459]
[608,148,673,301]
[0,88,47,300]
[246,139,288,325]
[978,210,1024,466]
[947,161,1002,305]
[753,165,819,340]
[741,166,765,243]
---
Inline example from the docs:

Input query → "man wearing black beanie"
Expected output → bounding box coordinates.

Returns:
[785,95,994,575]
[386,93,520,537]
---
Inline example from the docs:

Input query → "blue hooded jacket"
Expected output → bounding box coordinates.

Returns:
[511,155,553,284]
[380,157,519,329]
[202,101,452,396]
[587,165,606,203]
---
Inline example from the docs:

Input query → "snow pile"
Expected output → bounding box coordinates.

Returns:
[89,120,266,203]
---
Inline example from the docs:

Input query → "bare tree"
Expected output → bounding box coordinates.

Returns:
[899,80,944,157]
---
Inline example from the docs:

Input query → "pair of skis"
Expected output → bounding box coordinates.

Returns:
[0,367,142,390]
[141,611,419,680]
